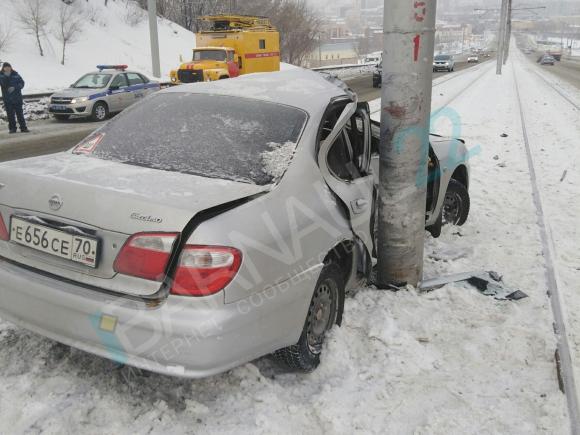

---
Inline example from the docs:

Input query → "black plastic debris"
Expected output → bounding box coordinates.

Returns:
[500,133,508,137]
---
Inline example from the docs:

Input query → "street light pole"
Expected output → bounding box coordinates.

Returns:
[503,0,512,64]
[377,0,437,288]
[148,0,161,78]
[496,0,508,74]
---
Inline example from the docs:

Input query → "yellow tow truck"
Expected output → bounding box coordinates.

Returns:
[170,15,280,84]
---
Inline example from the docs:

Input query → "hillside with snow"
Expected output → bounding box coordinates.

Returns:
[0,0,196,93]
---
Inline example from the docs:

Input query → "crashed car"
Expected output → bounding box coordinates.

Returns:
[0,69,470,377]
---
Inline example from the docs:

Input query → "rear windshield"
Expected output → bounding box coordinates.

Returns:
[74,93,307,185]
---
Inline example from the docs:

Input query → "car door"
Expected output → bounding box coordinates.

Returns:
[107,73,130,112]
[126,72,146,106]
[317,101,375,255]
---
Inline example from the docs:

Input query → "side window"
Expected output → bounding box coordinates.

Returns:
[327,131,357,181]
[227,51,234,62]
[346,111,370,174]
[138,73,150,84]
[126,73,144,86]
[110,74,129,89]
[259,39,266,50]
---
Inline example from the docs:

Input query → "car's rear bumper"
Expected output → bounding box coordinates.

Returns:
[0,258,320,378]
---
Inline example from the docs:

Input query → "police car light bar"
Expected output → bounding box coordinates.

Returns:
[96,64,128,71]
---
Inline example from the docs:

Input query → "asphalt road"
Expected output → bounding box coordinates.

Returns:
[0,58,493,163]
[347,60,482,102]
[524,54,580,90]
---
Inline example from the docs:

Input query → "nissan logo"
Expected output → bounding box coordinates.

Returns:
[49,194,63,211]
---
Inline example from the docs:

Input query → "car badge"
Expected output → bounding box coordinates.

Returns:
[49,194,63,211]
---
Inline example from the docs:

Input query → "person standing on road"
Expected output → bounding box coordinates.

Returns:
[0,62,29,133]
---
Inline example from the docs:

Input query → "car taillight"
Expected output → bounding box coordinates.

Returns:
[114,232,179,281]
[0,213,8,241]
[171,245,242,297]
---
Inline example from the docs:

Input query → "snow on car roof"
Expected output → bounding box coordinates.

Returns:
[162,68,350,113]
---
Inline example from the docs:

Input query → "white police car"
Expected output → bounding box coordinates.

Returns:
[48,65,160,121]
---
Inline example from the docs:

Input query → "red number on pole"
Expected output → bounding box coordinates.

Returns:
[414,1,426,22]
[413,34,420,61]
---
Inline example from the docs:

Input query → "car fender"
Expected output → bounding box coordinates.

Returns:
[429,137,470,223]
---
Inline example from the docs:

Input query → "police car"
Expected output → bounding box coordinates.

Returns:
[48,65,160,121]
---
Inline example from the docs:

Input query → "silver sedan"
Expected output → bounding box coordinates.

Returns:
[0,69,470,377]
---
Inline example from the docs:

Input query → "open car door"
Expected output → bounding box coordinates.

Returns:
[318,101,375,256]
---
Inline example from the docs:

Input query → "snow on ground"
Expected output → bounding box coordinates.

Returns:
[0,50,577,433]
[0,0,196,92]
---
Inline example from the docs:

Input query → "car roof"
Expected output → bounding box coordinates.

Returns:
[162,68,350,114]
[86,70,142,75]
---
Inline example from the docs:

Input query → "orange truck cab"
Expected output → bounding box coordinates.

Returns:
[170,15,280,85]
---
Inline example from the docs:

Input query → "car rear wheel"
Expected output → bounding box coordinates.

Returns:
[91,101,109,122]
[274,263,345,372]
[443,179,470,226]
[53,114,70,121]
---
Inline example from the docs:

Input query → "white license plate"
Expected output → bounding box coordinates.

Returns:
[51,105,68,111]
[10,217,99,268]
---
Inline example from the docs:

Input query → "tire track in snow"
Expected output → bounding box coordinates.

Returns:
[512,62,580,435]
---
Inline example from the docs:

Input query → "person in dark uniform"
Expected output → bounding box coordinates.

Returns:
[0,62,29,133]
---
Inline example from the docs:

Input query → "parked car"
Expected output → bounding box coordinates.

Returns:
[433,54,455,72]
[467,54,479,63]
[0,69,470,377]
[372,64,382,88]
[540,55,556,65]
[48,65,160,122]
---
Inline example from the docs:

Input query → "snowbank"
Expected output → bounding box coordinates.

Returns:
[0,0,196,92]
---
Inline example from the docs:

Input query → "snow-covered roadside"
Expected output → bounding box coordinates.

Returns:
[511,49,580,403]
[0,56,575,433]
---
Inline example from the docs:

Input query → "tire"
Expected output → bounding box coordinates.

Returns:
[442,179,470,226]
[274,263,345,372]
[91,101,109,122]
[53,114,70,121]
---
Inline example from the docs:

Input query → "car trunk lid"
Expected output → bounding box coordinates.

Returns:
[0,153,267,296]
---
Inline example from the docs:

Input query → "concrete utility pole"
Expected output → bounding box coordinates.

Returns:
[496,0,508,74]
[148,0,161,78]
[377,0,437,287]
[503,0,512,64]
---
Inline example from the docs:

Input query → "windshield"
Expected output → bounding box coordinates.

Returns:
[434,55,451,61]
[193,50,227,62]
[72,73,112,89]
[75,93,308,185]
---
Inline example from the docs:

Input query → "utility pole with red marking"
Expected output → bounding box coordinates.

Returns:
[376,0,437,287]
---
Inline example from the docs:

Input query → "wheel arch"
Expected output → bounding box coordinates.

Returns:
[451,164,469,189]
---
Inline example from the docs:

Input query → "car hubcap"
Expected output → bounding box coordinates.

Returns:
[306,280,337,354]
[96,106,106,120]
[443,191,462,225]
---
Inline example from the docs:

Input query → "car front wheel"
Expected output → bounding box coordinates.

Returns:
[443,179,470,226]
[274,262,345,372]
[91,101,109,122]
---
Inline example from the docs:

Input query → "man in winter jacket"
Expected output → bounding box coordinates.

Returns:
[0,62,29,133]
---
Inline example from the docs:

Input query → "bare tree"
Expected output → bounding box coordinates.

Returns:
[55,3,83,65]
[0,23,13,56]
[17,0,50,57]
